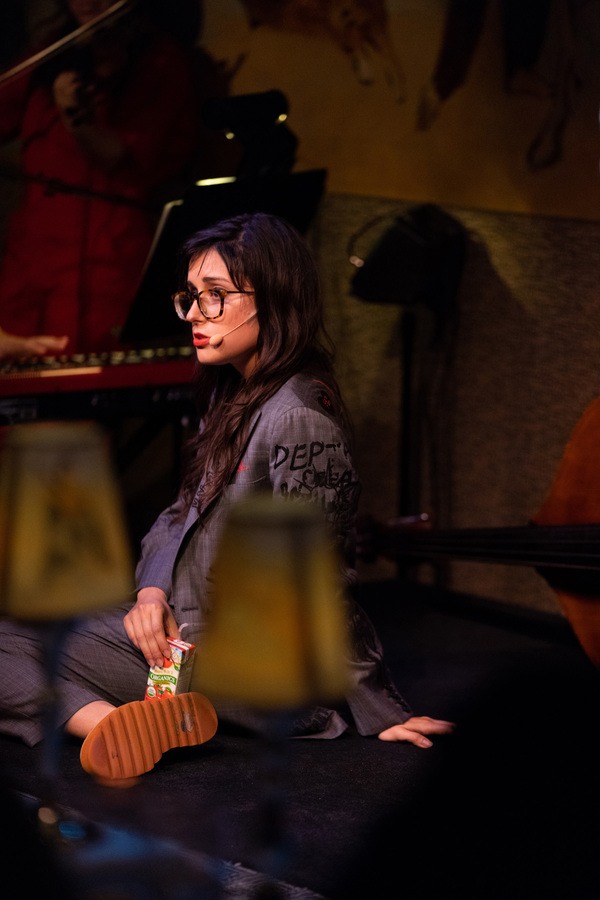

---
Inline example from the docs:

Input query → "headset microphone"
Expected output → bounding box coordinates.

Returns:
[208,312,257,348]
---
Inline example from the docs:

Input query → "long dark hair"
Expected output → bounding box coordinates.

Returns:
[178,211,345,513]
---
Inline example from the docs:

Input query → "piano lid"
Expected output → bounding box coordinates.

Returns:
[120,170,327,344]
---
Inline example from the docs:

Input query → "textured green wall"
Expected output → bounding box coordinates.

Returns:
[313,193,600,613]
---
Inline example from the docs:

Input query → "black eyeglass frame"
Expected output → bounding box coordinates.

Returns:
[172,288,254,321]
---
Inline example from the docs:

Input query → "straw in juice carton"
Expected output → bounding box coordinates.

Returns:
[145,637,196,701]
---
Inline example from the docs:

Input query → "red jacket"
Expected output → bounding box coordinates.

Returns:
[0,31,199,352]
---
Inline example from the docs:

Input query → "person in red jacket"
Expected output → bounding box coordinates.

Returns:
[0,0,200,354]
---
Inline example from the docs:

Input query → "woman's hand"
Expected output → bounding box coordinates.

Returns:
[53,70,126,166]
[123,587,180,667]
[378,716,456,748]
[53,71,82,113]
[0,330,68,360]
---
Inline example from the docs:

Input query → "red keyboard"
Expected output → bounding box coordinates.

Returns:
[0,347,196,397]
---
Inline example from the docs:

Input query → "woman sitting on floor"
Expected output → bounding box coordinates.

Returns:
[0,212,454,779]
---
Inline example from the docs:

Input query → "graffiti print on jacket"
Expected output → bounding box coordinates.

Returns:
[274,439,360,531]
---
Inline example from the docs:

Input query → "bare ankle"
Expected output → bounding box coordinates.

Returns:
[66,701,116,739]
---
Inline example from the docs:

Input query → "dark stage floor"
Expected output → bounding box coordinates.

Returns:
[2,580,600,899]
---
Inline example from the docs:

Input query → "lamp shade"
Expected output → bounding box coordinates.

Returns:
[0,421,133,619]
[193,496,350,709]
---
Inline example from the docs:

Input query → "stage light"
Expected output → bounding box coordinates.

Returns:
[202,90,298,180]
[349,203,466,319]
[202,89,289,133]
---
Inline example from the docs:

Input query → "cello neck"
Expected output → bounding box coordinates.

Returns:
[359,520,600,571]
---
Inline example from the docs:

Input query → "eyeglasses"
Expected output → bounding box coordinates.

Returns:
[172,287,254,320]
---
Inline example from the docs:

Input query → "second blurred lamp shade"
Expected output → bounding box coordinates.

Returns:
[193,496,350,709]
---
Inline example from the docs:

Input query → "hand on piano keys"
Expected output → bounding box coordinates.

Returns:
[0,330,69,361]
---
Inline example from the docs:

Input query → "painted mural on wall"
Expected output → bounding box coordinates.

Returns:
[416,0,580,172]
[236,0,407,101]
[1,0,599,221]
[198,0,600,220]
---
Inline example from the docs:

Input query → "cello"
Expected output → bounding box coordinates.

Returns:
[358,395,600,668]
[533,395,600,667]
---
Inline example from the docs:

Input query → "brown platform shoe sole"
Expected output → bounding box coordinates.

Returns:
[80,692,218,780]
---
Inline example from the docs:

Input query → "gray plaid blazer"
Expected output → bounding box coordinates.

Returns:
[136,372,412,737]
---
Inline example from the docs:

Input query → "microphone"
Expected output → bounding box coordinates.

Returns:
[208,313,257,347]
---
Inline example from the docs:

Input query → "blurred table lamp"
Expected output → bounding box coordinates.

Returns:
[193,495,350,892]
[193,495,349,709]
[0,421,133,821]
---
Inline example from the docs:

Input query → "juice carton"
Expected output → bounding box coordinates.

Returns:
[144,638,196,701]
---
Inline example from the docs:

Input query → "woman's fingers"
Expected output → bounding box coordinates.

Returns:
[378,716,456,747]
[403,715,456,735]
[123,595,175,667]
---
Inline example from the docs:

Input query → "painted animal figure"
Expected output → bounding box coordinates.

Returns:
[238,0,406,101]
